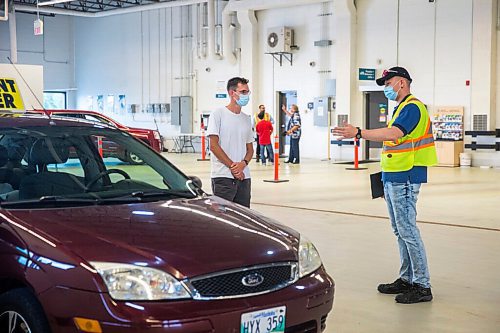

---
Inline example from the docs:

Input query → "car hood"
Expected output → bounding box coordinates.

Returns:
[6,196,299,278]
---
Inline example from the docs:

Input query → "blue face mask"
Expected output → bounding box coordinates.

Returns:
[236,93,250,106]
[384,82,401,101]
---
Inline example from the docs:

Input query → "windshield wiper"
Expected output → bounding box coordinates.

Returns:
[100,189,196,202]
[0,196,98,209]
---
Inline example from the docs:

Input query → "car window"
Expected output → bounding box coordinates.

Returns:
[84,114,114,126]
[57,113,85,119]
[0,125,196,207]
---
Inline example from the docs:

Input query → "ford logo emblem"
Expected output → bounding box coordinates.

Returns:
[242,273,264,287]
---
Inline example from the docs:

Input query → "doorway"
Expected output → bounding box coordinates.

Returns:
[365,91,388,160]
[277,90,297,156]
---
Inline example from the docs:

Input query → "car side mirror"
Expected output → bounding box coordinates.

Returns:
[188,176,202,189]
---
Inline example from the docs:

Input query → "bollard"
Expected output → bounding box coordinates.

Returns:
[264,135,289,183]
[346,138,368,170]
[197,127,210,161]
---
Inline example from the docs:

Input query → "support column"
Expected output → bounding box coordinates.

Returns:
[9,6,17,64]
[333,0,356,125]
[237,9,258,115]
[471,0,497,130]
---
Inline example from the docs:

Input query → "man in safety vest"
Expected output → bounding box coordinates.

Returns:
[332,66,437,304]
[252,104,274,163]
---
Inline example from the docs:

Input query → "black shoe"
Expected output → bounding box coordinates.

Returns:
[395,284,433,304]
[256,159,260,163]
[377,278,412,294]
[284,160,291,163]
[292,162,300,164]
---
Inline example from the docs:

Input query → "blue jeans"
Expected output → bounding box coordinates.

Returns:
[260,144,274,164]
[384,181,430,288]
[288,137,300,163]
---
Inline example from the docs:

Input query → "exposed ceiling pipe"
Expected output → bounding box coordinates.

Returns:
[207,0,219,60]
[221,0,329,64]
[222,6,237,64]
[224,0,330,12]
[14,0,208,17]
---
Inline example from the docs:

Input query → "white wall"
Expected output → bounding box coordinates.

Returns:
[0,12,75,106]
[256,3,334,159]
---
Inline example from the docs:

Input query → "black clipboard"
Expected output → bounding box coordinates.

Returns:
[370,172,384,199]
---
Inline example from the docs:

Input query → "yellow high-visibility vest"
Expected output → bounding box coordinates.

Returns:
[254,112,271,124]
[381,95,438,172]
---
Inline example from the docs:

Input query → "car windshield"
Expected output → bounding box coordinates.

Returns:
[0,125,197,208]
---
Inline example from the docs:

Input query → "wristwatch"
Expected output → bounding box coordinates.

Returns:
[243,159,249,165]
[355,127,362,140]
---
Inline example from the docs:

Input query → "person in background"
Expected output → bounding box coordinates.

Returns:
[255,112,274,165]
[253,104,274,163]
[332,66,437,304]
[282,104,301,164]
[207,77,254,208]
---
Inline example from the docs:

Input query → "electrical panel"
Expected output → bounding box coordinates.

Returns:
[313,97,331,127]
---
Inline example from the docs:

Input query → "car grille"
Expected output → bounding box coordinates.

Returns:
[187,262,298,299]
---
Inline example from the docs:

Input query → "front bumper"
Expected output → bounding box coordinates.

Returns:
[38,266,334,333]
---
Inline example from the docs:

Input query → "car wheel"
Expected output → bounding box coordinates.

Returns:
[0,288,51,333]
[127,151,144,165]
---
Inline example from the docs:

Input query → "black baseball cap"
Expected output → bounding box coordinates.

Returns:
[376,66,412,86]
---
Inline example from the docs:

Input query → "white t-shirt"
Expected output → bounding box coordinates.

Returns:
[207,107,254,179]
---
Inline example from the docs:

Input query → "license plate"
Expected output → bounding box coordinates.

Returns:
[240,306,286,333]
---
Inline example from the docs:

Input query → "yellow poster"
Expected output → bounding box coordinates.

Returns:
[0,78,25,111]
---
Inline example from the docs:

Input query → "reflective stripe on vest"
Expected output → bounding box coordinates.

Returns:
[382,119,434,153]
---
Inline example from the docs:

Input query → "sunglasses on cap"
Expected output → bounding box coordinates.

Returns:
[382,69,399,77]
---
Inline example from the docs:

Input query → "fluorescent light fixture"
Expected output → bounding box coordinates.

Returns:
[38,0,73,6]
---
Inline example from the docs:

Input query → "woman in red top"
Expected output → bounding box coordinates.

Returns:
[255,113,274,165]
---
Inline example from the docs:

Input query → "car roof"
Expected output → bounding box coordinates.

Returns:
[0,112,116,130]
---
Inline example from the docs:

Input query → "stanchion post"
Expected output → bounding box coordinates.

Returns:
[264,135,289,183]
[197,127,210,161]
[346,138,368,170]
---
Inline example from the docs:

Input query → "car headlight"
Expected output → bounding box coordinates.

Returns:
[90,262,191,301]
[298,237,322,278]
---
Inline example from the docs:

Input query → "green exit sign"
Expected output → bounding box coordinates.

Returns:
[359,68,376,81]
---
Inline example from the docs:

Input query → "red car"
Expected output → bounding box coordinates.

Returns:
[29,109,163,164]
[0,114,334,333]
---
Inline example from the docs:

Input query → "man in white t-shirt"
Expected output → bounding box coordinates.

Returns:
[207,77,254,207]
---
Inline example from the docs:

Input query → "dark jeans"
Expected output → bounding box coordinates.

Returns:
[287,137,300,163]
[255,135,261,160]
[211,177,251,208]
[260,144,274,164]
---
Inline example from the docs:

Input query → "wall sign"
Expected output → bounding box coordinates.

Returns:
[359,68,376,81]
[0,78,25,110]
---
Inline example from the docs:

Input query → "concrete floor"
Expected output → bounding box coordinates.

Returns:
[165,153,500,333]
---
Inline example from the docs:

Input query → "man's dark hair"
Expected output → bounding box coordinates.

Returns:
[227,77,249,92]
[258,104,265,109]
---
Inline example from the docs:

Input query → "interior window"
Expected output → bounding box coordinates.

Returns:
[43,91,67,109]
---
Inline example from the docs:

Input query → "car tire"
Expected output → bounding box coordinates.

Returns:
[126,151,144,165]
[0,288,52,333]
